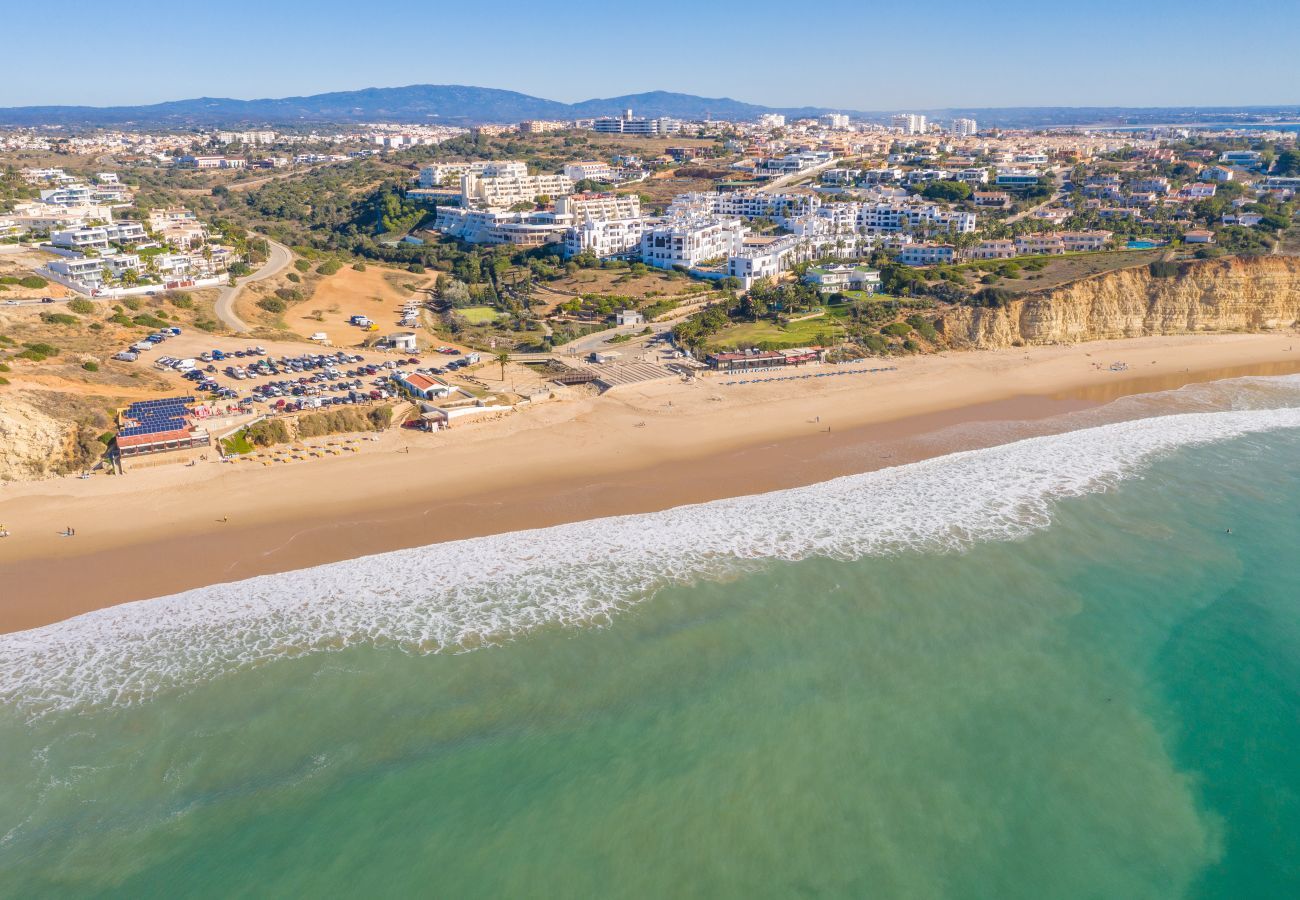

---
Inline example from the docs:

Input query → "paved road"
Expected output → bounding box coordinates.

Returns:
[214,235,292,333]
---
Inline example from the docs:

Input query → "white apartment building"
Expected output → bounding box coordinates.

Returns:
[434,206,567,247]
[896,243,955,266]
[592,110,681,135]
[762,151,835,174]
[554,193,641,222]
[955,167,991,185]
[217,131,277,145]
[460,171,574,209]
[563,161,615,182]
[40,185,94,206]
[641,216,747,270]
[50,221,147,251]
[519,120,569,133]
[857,202,976,234]
[1012,230,1112,255]
[892,113,927,134]
[564,216,652,259]
[969,239,1017,260]
[418,160,527,187]
[820,113,851,130]
[669,190,820,225]
[48,257,107,286]
[727,234,819,288]
[8,201,114,231]
[757,113,786,128]
[951,118,978,136]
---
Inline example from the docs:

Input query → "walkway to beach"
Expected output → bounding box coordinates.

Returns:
[719,365,898,386]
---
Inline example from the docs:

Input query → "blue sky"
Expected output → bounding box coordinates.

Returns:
[7,0,1296,109]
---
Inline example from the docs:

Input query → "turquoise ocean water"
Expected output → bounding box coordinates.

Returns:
[3,377,1300,898]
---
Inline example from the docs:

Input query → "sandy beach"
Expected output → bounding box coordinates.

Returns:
[3,332,1300,633]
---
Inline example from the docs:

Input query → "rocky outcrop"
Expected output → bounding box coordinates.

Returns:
[938,256,1300,349]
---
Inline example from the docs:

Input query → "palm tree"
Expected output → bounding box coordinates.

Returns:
[496,351,509,381]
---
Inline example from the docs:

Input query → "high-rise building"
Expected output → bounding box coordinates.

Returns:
[891,113,927,135]
[819,113,851,130]
[951,118,978,137]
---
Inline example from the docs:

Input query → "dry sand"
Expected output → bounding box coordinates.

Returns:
[3,332,1300,632]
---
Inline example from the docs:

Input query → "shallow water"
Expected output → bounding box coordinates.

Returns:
[2,379,1300,897]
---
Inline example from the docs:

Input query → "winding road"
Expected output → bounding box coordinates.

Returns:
[214,235,292,333]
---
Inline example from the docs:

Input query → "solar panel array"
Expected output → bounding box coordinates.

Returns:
[119,397,196,439]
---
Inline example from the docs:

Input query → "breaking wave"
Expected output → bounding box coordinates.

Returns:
[5,394,1300,716]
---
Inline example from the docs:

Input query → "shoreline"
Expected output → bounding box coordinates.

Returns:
[3,333,1300,634]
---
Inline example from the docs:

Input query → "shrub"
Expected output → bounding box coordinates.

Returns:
[245,419,291,447]
[122,296,141,310]
[861,333,889,354]
[82,361,99,372]
[0,362,9,372]
[274,287,303,303]
[167,292,194,309]
[258,297,286,313]
[906,314,938,341]
[881,322,912,337]
[352,262,367,272]
[68,299,95,314]
[40,312,78,325]
[316,260,342,276]
[285,272,301,283]
[407,263,425,274]
[132,314,166,328]
[1149,260,1181,278]
[19,276,47,289]
[293,259,312,273]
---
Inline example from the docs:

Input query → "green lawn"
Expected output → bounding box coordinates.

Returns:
[456,306,505,325]
[708,312,845,350]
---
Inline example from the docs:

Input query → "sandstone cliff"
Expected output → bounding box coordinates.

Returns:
[0,394,69,482]
[938,256,1300,349]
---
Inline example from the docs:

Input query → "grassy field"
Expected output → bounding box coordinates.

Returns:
[456,305,505,325]
[972,248,1167,294]
[545,267,696,301]
[707,312,845,350]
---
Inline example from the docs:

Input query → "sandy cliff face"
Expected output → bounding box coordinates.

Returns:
[0,394,70,482]
[938,257,1300,349]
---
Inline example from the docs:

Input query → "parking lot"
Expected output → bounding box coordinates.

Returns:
[116,331,484,415]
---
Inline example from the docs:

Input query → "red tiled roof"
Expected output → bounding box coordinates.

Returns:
[404,373,441,391]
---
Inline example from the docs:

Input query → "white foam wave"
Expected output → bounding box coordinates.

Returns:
[4,404,1300,716]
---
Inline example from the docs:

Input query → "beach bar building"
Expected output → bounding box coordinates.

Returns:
[114,397,210,459]
[706,347,823,373]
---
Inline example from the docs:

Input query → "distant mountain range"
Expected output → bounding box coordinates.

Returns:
[0,84,1296,129]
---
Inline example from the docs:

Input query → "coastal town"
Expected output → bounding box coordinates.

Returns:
[2,103,1297,482]
[5,0,1300,887]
